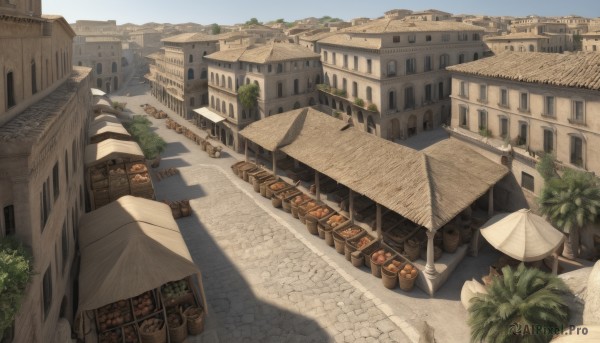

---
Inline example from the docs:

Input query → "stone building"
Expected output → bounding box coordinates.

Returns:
[448,52,600,204]
[70,19,118,36]
[582,31,600,52]
[298,30,336,53]
[0,1,93,342]
[317,19,485,140]
[202,42,321,151]
[73,36,123,92]
[405,9,453,22]
[557,15,590,35]
[485,22,574,54]
[146,33,219,118]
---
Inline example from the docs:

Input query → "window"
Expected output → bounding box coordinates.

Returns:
[187,68,194,80]
[342,78,347,92]
[229,104,234,118]
[459,81,468,98]
[332,75,337,88]
[425,84,432,102]
[572,100,585,123]
[52,163,59,201]
[442,34,450,42]
[473,33,481,41]
[458,33,468,41]
[518,123,528,145]
[458,54,465,64]
[268,64,272,73]
[424,56,432,72]
[521,172,535,192]
[543,129,554,153]
[277,82,283,98]
[519,92,529,112]
[500,117,509,138]
[353,56,358,70]
[438,82,444,99]
[405,58,416,74]
[544,96,555,117]
[388,90,396,110]
[439,54,449,69]
[393,35,400,43]
[570,136,584,167]
[61,222,68,271]
[426,35,432,42]
[459,106,468,128]
[6,71,15,108]
[500,88,509,107]
[343,54,348,68]
[3,205,15,236]
[387,61,396,76]
[478,110,487,129]
[478,84,487,102]
[227,77,232,89]
[96,63,102,74]
[111,62,117,73]
[323,51,328,62]
[31,60,37,94]
[189,97,195,107]
[293,79,299,95]
[277,63,283,73]
[332,53,336,65]
[189,54,193,63]
[42,266,52,319]
[210,72,214,83]
[408,35,416,43]
[367,59,372,74]
[352,82,357,97]
[473,53,479,61]
[404,87,414,109]
[40,178,50,230]
[366,86,372,101]
[529,44,535,52]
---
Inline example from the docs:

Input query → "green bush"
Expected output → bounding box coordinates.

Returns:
[0,237,33,338]
[112,101,127,111]
[478,128,492,137]
[238,83,260,109]
[536,153,557,181]
[367,103,378,112]
[123,116,166,160]
[334,89,347,98]
[354,98,365,107]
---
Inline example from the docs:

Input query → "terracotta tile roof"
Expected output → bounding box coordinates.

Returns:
[340,18,484,34]
[448,51,600,91]
[298,31,337,42]
[484,32,547,41]
[317,34,383,49]
[205,43,319,63]
[161,32,219,43]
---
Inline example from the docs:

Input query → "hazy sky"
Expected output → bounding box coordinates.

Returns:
[43,0,600,25]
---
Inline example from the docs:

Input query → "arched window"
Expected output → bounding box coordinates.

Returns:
[278,107,284,113]
[293,101,301,109]
[215,73,219,86]
[332,75,338,88]
[201,69,207,79]
[112,62,117,73]
[388,90,396,110]
[31,60,37,94]
[210,96,214,108]
[387,61,396,76]
[96,63,102,75]
[473,53,479,61]
[221,75,225,86]
[229,104,234,118]
[187,68,194,80]
[316,74,321,84]
[308,97,316,106]
[277,63,283,73]
[439,54,449,69]
[277,82,283,98]
[529,45,535,52]
[510,46,515,51]
[216,98,221,111]
[6,71,15,108]
[221,101,226,113]
[294,79,299,95]
[227,77,232,89]
[190,97,195,107]
[357,111,364,123]
[78,61,82,66]
[210,72,214,83]
[366,86,372,101]
[458,54,465,64]
[189,54,193,63]
[367,116,376,134]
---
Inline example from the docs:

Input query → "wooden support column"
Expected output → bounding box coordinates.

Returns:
[315,171,321,202]
[294,159,300,168]
[424,229,439,279]
[349,189,354,222]
[255,145,259,164]
[488,186,494,218]
[376,203,382,239]
[552,252,559,275]
[244,139,248,162]
[272,152,277,176]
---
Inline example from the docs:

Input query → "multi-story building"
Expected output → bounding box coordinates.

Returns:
[74,36,123,92]
[582,31,600,52]
[146,33,219,118]
[406,9,453,22]
[448,52,600,203]
[202,42,321,151]
[70,19,119,36]
[298,30,336,53]
[384,9,413,20]
[557,15,590,35]
[317,19,485,140]
[0,1,92,342]
[485,22,573,53]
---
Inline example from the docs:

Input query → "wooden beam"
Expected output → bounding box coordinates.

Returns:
[376,203,382,239]
[349,189,354,222]
[244,139,248,162]
[315,170,320,201]
[272,152,277,176]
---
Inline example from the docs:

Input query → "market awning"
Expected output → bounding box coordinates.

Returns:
[77,196,202,312]
[193,107,225,123]
[91,88,106,96]
[89,121,131,139]
[84,139,144,167]
[93,114,120,125]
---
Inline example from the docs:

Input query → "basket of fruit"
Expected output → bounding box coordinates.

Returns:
[183,306,205,335]
[123,325,140,343]
[167,310,187,343]
[266,181,288,199]
[129,173,152,192]
[350,250,364,268]
[290,194,312,218]
[260,179,279,198]
[281,190,303,213]
[370,249,397,278]
[161,279,193,308]
[404,238,421,262]
[360,240,382,269]
[272,187,299,208]
[381,260,403,289]
[305,206,333,235]
[99,327,123,343]
[247,168,266,185]
[132,291,158,321]
[127,162,148,175]
[346,233,375,262]
[242,165,260,182]
[139,317,166,343]
[320,214,349,246]
[333,225,364,254]
[399,263,419,291]
[95,300,133,333]
[297,200,321,224]
[251,172,272,192]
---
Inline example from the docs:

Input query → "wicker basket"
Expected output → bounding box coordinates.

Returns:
[282,191,302,213]
[443,228,460,253]
[350,250,364,268]
[266,181,288,199]
[398,264,418,292]
[370,249,397,278]
[297,200,320,225]
[345,232,375,261]
[333,225,364,255]
[167,311,187,343]
[271,187,298,209]
[183,307,205,336]
[261,179,280,198]
[305,206,333,235]
[139,318,166,343]
[360,240,382,269]
[290,194,312,218]
[381,263,400,289]
[404,239,420,261]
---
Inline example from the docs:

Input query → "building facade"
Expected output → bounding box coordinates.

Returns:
[582,31,600,52]
[203,43,321,151]
[0,2,93,342]
[317,19,485,140]
[74,36,123,92]
[448,52,600,201]
[146,33,219,119]
[486,22,574,54]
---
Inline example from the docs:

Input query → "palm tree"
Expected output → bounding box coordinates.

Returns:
[468,264,569,343]
[538,169,600,259]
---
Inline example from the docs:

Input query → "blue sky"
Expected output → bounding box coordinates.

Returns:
[43,0,600,25]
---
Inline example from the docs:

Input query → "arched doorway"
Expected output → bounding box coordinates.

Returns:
[96,78,102,89]
[357,111,364,124]
[407,115,417,137]
[293,101,301,109]
[228,134,234,147]
[220,128,226,144]
[331,99,336,110]
[113,76,118,91]
[346,106,351,116]
[105,81,111,93]
[423,110,433,131]
[309,97,316,106]
[391,119,401,139]
[367,116,376,134]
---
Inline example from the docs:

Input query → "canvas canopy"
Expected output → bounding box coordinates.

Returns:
[91,88,106,96]
[84,139,144,167]
[193,107,225,123]
[481,209,565,262]
[77,196,204,312]
[89,121,131,139]
[93,114,121,125]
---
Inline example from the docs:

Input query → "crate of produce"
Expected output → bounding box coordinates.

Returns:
[305,205,334,235]
[297,199,321,224]
[333,225,365,255]
[138,314,167,343]
[247,168,266,185]
[254,175,275,194]
[260,179,279,198]
[98,326,124,343]
[398,262,419,292]
[266,180,288,199]
[123,324,141,343]
[166,309,187,343]
[319,213,350,246]
[237,163,257,180]
[381,259,403,289]
[129,173,153,192]
[93,178,109,190]
[231,161,245,175]
[183,306,205,336]
[249,170,269,186]
[132,290,160,321]
[290,194,312,218]
[281,190,303,213]
[95,299,134,333]
[108,164,128,179]
[346,232,376,262]
[91,167,108,182]
[126,162,148,175]
[370,248,397,278]
[272,187,300,209]
[161,279,194,309]
[242,166,260,182]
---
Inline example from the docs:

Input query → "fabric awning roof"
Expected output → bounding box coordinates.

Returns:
[481,209,565,262]
[89,121,131,139]
[193,107,225,123]
[240,108,509,230]
[93,114,120,125]
[77,196,201,312]
[91,88,106,96]
[84,139,144,167]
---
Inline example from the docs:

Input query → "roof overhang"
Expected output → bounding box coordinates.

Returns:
[193,107,225,123]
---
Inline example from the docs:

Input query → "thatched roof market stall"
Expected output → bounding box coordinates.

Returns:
[89,121,132,144]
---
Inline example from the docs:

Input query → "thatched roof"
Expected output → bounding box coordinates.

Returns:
[240,109,508,230]
[448,51,600,92]
[204,42,319,64]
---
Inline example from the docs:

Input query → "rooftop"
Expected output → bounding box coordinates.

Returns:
[448,51,600,92]
[484,32,546,41]
[85,36,121,43]
[205,42,319,64]
[161,32,219,43]
[340,18,483,34]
